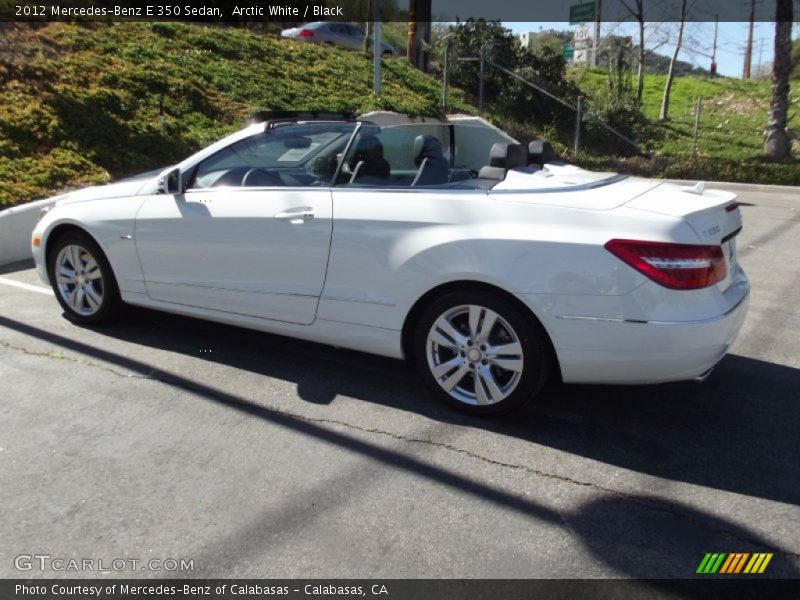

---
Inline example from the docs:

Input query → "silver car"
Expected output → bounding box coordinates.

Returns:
[281,22,395,56]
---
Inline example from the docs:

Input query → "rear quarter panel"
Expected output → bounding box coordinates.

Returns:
[321,188,699,331]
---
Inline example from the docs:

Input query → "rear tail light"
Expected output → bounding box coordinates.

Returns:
[605,239,726,290]
[298,29,314,37]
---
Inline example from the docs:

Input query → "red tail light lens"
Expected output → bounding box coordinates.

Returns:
[605,239,726,290]
[298,29,314,37]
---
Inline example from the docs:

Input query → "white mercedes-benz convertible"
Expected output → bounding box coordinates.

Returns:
[31,111,749,415]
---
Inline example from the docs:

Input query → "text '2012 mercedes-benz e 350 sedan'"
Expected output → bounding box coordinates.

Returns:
[31,111,749,415]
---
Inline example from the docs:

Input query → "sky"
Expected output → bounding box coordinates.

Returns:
[504,21,797,77]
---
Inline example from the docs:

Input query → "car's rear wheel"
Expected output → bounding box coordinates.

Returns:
[413,290,550,416]
[47,232,123,325]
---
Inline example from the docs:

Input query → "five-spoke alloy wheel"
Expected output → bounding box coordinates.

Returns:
[414,290,550,416]
[47,232,122,325]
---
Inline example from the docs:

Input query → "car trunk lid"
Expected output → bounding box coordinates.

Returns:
[624,182,743,291]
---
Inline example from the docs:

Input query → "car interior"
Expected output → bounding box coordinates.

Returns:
[190,121,558,192]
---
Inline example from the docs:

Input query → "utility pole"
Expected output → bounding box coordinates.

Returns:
[743,0,755,79]
[574,96,584,155]
[373,0,381,96]
[478,44,486,114]
[710,16,718,76]
[592,0,602,67]
[442,37,451,114]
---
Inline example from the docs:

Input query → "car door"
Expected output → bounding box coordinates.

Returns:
[134,122,356,325]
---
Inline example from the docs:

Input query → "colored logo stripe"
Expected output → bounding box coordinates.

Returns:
[744,553,773,574]
[697,552,773,574]
[719,553,749,573]
[697,553,726,573]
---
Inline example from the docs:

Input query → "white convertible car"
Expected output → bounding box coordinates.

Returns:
[31,111,749,415]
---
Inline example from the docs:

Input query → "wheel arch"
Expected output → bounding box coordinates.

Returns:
[44,223,120,290]
[400,280,562,381]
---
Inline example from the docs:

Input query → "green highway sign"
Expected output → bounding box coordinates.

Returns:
[562,43,574,58]
[569,2,596,24]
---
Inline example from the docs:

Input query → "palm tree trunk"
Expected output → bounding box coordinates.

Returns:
[764,0,793,160]
[659,0,687,121]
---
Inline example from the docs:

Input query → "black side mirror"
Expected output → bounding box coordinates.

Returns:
[158,167,183,194]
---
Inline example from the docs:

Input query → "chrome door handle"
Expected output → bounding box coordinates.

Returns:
[275,208,315,223]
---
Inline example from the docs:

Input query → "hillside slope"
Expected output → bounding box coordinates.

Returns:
[569,67,799,183]
[0,22,470,207]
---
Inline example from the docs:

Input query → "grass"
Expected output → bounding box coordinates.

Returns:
[568,67,800,184]
[0,22,472,207]
[1,24,796,208]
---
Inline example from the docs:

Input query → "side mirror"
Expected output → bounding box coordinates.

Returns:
[158,167,183,195]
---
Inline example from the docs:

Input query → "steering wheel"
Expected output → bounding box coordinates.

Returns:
[241,168,281,187]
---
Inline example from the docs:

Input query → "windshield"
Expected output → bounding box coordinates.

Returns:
[190,122,357,189]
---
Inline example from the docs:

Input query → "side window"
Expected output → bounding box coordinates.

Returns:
[190,123,356,189]
[347,25,364,37]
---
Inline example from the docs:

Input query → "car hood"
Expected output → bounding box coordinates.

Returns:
[52,172,161,207]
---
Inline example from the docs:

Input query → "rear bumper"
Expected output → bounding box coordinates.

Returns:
[523,271,750,385]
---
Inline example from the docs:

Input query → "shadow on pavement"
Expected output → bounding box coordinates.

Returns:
[69,306,799,507]
[568,494,800,581]
[1,311,798,580]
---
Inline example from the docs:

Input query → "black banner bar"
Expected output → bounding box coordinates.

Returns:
[0,0,793,23]
[3,579,800,600]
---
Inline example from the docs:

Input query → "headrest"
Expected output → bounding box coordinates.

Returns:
[413,135,444,165]
[354,134,384,159]
[488,143,529,170]
[528,140,556,166]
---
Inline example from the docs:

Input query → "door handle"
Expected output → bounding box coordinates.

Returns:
[275,208,315,224]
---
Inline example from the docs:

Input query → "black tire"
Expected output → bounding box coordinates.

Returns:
[47,231,123,325]
[413,290,551,416]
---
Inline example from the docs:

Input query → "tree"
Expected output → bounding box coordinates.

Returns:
[659,0,688,121]
[619,0,646,103]
[764,0,794,160]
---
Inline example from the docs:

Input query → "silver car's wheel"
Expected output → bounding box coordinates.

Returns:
[47,232,122,325]
[414,290,551,416]
[55,244,105,316]
[426,304,524,406]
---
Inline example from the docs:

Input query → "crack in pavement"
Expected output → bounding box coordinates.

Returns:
[0,340,156,381]
[3,337,798,560]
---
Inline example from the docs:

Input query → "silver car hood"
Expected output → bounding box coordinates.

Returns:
[53,173,160,207]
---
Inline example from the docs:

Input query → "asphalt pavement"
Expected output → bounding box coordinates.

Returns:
[1,187,799,580]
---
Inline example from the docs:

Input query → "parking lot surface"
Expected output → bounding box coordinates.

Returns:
[1,188,799,579]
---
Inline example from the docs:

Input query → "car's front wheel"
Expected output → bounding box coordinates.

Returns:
[414,290,551,416]
[47,232,123,325]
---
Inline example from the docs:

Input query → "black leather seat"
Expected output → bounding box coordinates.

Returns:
[528,140,556,167]
[349,134,390,183]
[411,135,449,187]
[478,143,529,181]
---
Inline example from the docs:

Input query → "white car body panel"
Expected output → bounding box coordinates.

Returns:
[134,187,333,325]
[31,121,749,386]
